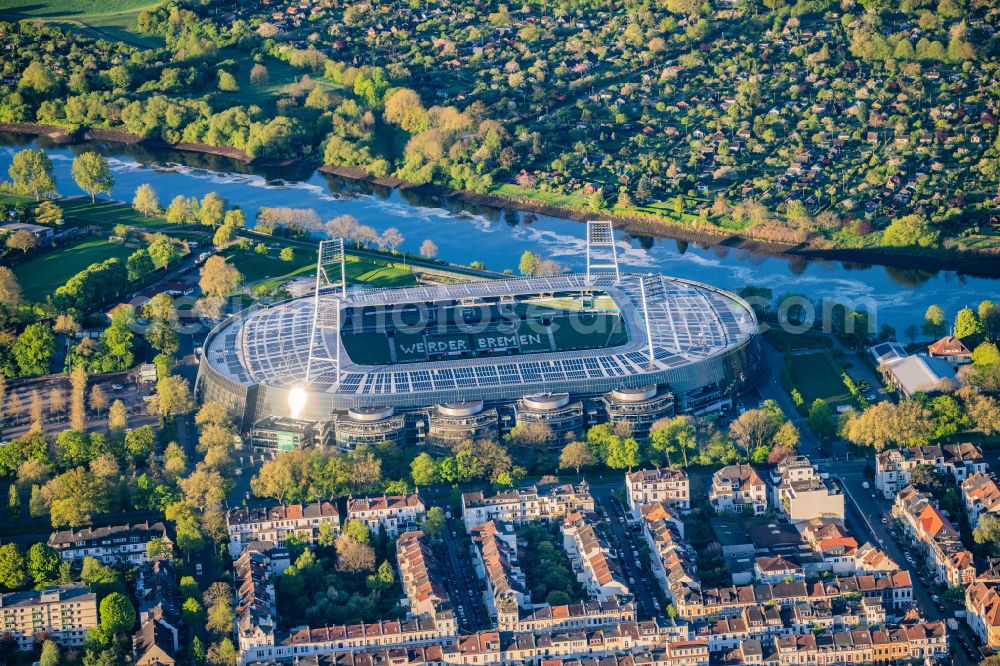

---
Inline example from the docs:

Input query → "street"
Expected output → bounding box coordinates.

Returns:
[591,484,667,623]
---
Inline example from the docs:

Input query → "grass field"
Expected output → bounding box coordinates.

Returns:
[224,247,415,291]
[764,328,833,352]
[0,0,163,48]
[342,311,626,365]
[12,237,135,299]
[786,351,852,408]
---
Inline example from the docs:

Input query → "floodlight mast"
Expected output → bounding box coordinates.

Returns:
[305,238,348,385]
[585,220,620,284]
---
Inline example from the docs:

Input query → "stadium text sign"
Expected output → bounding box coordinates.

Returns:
[474,333,543,350]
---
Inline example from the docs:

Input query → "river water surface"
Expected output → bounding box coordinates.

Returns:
[1,133,996,332]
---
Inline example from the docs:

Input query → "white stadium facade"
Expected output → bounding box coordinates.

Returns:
[195,223,765,451]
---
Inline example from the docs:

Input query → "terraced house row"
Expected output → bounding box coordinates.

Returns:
[892,485,976,587]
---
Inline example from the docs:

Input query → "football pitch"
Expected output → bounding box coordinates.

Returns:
[341,311,628,365]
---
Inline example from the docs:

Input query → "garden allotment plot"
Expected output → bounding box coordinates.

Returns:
[340,291,627,366]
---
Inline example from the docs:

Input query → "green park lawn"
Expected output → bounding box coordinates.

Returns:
[59,198,178,231]
[0,0,163,48]
[224,247,416,291]
[12,237,135,299]
[765,328,834,352]
[786,351,852,408]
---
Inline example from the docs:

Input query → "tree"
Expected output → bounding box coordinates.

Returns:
[973,343,1000,368]
[559,440,598,474]
[419,239,438,259]
[34,201,63,226]
[72,152,114,204]
[27,543,59,584]
[423,506,446,538]
[213,223,236,248]
[39,640,60,666]
[842,400,935,450]
[100,591,136,634]
[588,188,606,211]
[0,544,27,590]
[980,301,1000,342]
[410,453,438,486]
[506,421,555,448]
[70,364,88,432]
[28,389,43,435]
[223,208,246,228]
[0,267,22,317]
[279,247,294,261]
[335,533,376,572]
[8,149,56,200]
[217,70,239,92]
[89,385,108,418]
[13,323,55,376]
[955,307,983,340]
[207,638,238,666]
[125,425,157,460]
[148,375,194,420]
[6,230,38,253]
[199,192,227,226]
[199,255,241,302]
[605,436,640,470]
[380,227,404,253]
[729,408,780,460]
[909,464,944,492]
[132,184,161,216]
[975,514,1000,556]
[519,250,539,277]
[250,64,270,85]
[807,399,835,441]
[649,416,697,467]
[250,456,298,504]
[922,305,946,339]
[882,214,938,248]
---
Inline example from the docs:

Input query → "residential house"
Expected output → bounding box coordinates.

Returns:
[927,335,974,368]
[709,464,768,515]
[770,457,844,524]
[227,501,340,556]
[396,531,457,635]
[561,510,630,601]
[876,443,987,499]
[347,494,425,538]
[626,467,691,517]
[962,472,1000,528]
[48,522,171,565]
[462,482,593,531]
[893,486,975,587]
[966,581,1000,649]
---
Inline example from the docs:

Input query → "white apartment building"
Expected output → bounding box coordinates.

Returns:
[461,482,593,531]
[769,456,844,524]
[48,522,171,565]
[709,464,768,515]
[227,501,340,556]
[347,494,426,538]
[626,467,690,518]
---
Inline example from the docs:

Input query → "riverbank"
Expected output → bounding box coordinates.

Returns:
[0,122,298,166]
[320,165,1000,278]
[3,124,998,277]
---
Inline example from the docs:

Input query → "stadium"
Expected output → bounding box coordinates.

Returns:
[196,223,765,450]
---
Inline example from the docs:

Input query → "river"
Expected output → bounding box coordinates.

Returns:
[1,133,996,333]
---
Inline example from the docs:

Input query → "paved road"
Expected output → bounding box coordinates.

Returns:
[829,465,979,664]
[438,517,490,631]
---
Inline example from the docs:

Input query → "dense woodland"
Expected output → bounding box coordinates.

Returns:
[0,0,998,250]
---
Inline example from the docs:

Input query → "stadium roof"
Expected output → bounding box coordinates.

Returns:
[204,273,757,405]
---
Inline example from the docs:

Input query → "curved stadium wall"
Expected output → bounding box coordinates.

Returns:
[196,273,765,428]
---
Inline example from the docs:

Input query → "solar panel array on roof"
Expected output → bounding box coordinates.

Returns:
[205,273,756,399]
